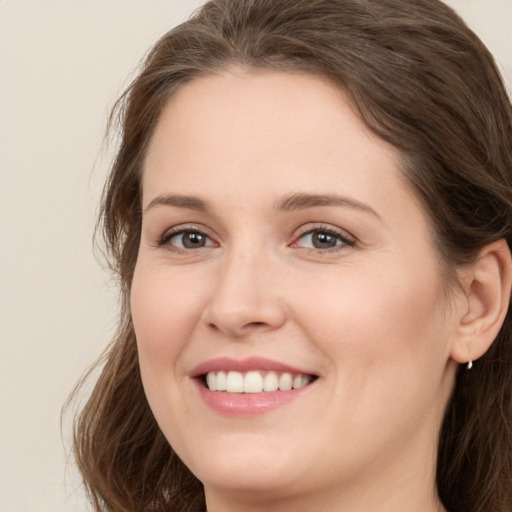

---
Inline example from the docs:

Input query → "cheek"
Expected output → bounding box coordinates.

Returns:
[130,262,211,440]
[291,264,453,457]
[294,262,449,378]
[130,262,207,380]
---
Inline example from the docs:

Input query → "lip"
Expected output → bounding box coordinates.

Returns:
[193,379,314,416]
[190,356,313,377]
[190,357,318,416]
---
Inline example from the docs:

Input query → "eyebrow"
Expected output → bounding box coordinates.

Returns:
[275,193,380,218]
[144,192,380,218]
[144,194,209,213]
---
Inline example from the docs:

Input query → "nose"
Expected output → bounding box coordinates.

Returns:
[202,247,287,338]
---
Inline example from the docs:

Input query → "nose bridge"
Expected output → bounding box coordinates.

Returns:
[204,240,286,336]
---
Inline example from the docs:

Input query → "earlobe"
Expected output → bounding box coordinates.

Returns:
[450,239,512,366]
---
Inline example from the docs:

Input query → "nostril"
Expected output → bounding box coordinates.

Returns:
[204,298,287,336]
[238,321,276,332]
[207,320,272,337]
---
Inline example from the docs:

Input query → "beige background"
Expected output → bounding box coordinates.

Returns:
[0,1,510,511]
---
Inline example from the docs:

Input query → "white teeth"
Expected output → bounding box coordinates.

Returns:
[278,373,293,391]
[243,371,263,393]
[216,371,227,391]
[204,370,313,393]
[263,372,279,392]
[226,371,244,393]
[293,374,308,389]
[206,372,216,391]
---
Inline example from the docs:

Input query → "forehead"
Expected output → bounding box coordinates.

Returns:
[147,70,376,149]
[143,70,404,199]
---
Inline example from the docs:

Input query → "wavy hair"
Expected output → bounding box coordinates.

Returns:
[67,1,512,511]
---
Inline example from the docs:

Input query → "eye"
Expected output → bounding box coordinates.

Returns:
[159,229,216,250]
[293,227,355,250]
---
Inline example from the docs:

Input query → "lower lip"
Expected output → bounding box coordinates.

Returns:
[194,379,312,416]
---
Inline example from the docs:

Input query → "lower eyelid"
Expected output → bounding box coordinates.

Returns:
[157,223,211,242]
[292,227,355,248]
[155,224,354,252]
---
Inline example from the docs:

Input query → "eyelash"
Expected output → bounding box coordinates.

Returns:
[291,225,356,252]
[157,225,215,251]
[157,224,356,253]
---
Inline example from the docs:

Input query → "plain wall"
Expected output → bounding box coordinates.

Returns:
[0,1,510,511]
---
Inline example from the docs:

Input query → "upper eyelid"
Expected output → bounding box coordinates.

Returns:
[155,222,356,247]
[293,223,356,241]
[157,224,217,247]
[289,229,357,256]
[160,223,213,237]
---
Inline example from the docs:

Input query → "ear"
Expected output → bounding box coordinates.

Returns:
[450,239,512,366]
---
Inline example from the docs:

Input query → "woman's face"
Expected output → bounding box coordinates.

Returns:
[132,71,460,507]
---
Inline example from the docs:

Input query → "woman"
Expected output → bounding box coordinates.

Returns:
[70,0,512,511]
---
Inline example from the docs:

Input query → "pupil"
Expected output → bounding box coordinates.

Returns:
[183,232,205,248]
[313,231,337,249]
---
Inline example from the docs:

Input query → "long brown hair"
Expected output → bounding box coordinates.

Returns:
[68,1,512,511]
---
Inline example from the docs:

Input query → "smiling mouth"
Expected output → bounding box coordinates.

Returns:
[201,370,317,394]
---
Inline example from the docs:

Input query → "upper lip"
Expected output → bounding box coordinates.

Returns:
[190,357,316,378]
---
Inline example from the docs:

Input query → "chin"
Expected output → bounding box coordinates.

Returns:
[203,468,290,494]
[180,439,304,496]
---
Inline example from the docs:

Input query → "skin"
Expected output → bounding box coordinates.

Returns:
[130,70,466,511]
